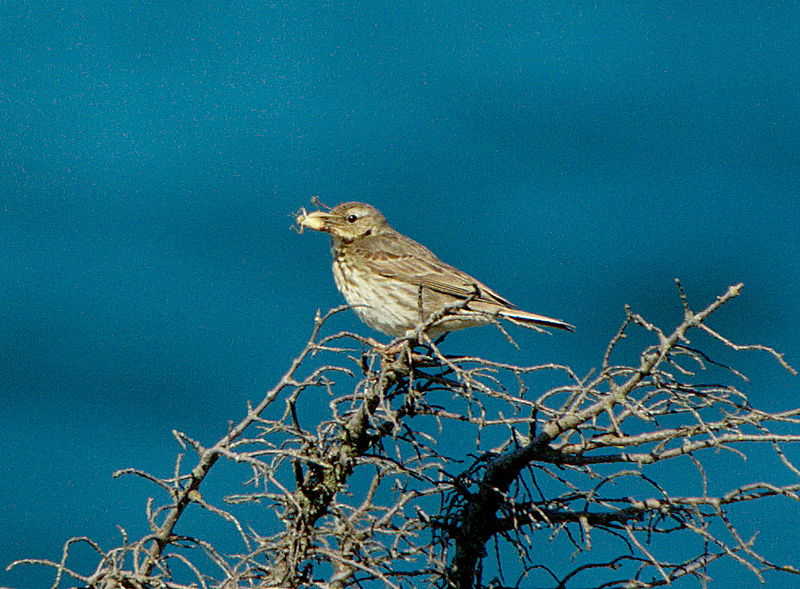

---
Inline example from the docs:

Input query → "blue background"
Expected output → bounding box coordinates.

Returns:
[2,2,799,588]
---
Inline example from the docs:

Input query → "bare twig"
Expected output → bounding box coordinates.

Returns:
[11,283,799,589]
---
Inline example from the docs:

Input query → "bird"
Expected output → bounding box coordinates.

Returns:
[296,201,574,339]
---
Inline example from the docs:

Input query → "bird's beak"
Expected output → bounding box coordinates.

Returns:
[296,209,334,233]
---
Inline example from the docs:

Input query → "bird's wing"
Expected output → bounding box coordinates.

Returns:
[355,233,517,308]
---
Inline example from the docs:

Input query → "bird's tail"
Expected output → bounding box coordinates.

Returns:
[496,308,575,332]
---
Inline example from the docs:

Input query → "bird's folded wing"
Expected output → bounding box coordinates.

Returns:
[355,239,517,308]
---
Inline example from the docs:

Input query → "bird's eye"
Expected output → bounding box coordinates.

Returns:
[346,214,358,223]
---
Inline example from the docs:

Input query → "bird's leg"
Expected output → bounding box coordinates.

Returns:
[371,335,436,374]
[367,337,414,364]
[357,337,399,371]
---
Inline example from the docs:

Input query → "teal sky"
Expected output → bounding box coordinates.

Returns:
[2,3,799,588]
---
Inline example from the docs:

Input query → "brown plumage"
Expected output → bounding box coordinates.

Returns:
[296,201,574,338]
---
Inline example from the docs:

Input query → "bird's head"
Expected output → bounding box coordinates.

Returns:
[296,201,390,242]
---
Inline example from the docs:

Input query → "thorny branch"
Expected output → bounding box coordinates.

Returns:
[9,282,800,589]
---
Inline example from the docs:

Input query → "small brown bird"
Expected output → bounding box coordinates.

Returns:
[296,202,574,338]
